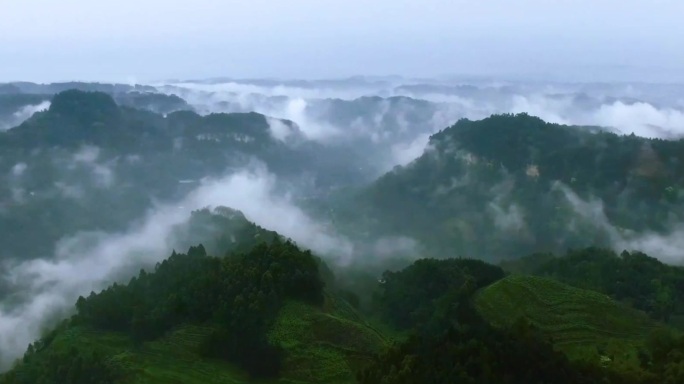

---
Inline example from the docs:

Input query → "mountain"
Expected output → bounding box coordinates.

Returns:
[0,210,387,384]
[0,90,363,260]
[4,84,684,383]
[331,113,684,261]
[1,205,681,383]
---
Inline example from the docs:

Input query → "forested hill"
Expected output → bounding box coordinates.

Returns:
[2,89,298,150]
[0,209,386,384]
[341,113,684,260]
[7,239,683,383]
[0,90,364,260]
[500,247,684,323]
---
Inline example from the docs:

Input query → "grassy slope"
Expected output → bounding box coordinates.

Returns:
[475,275,661,370]
[16,294,386,384]
[269,294,389,384]
[35,325,251,384]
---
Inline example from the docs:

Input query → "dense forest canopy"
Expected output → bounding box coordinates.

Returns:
[8,223,684,383]
[327,113,684,262]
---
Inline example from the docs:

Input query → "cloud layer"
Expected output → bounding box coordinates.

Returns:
[158,80,684,172]
[0,101,51,131]
[0,166,352,369]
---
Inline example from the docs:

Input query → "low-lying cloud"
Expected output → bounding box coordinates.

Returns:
[556,183,684,264]
[156,80,684,175]
[0,165,353,369]
[508,95,684,139]
[0,101,51,131]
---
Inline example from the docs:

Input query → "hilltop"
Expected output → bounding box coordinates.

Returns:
[0,209,388,384]
[330,113,684,260]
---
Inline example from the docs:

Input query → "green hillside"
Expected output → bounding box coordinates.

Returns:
[0,208,391,384]
[5,244,684,383]
[500,247,684,323]
[475,275,661,368]
[268,298,388,383]
[328,113,684,261]
[2,296,385,384]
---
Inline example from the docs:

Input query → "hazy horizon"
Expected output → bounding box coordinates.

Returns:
[2,0,684,84]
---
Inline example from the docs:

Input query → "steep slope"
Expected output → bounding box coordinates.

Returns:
[0,94,51,130]
[475,275,661,369]
[357,257,652,383]
[500,247,684,324]
[0,226,386,384]
[339,113,684,260]
[1,296,385,384]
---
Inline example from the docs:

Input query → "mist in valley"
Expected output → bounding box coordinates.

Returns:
[2,0,684,377]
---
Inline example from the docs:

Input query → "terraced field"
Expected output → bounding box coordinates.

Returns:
[44,325,251,384]
[269,295,389,384]
[475,275,661,368]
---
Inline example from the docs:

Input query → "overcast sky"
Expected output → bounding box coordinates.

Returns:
[1,0,683,83]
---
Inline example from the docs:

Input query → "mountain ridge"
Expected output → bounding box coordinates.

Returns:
[327,112,684,261]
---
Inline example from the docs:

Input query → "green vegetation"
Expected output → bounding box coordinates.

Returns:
[502,247,684,323]
[359,258,642,383]
[4,241,684,383]
[72,239,325,378]
[375,258,505,330]
[476,275,658,366]
[358,320,637,384]
[268,299,387,383]
[3,95,684,383]
[0,325,251,384]
[0,299,387,384]
[0,90,367,260]
[332,113,684,261]
[0,228,385,383]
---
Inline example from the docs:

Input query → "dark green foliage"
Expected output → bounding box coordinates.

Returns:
[5,243,682,383]
[377,258,504,329]
[49,90,121,126]
[341,113,684,261]
[1,346,121,384]
[69,238,325,378]
[338,289,361,309]
[198,328,284,378]
[504,247,684,322]
[641,329,684,383]
[360,257,665,384]
[447,258,507,288]
[358,319,639,384]
[12,90,125,147]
